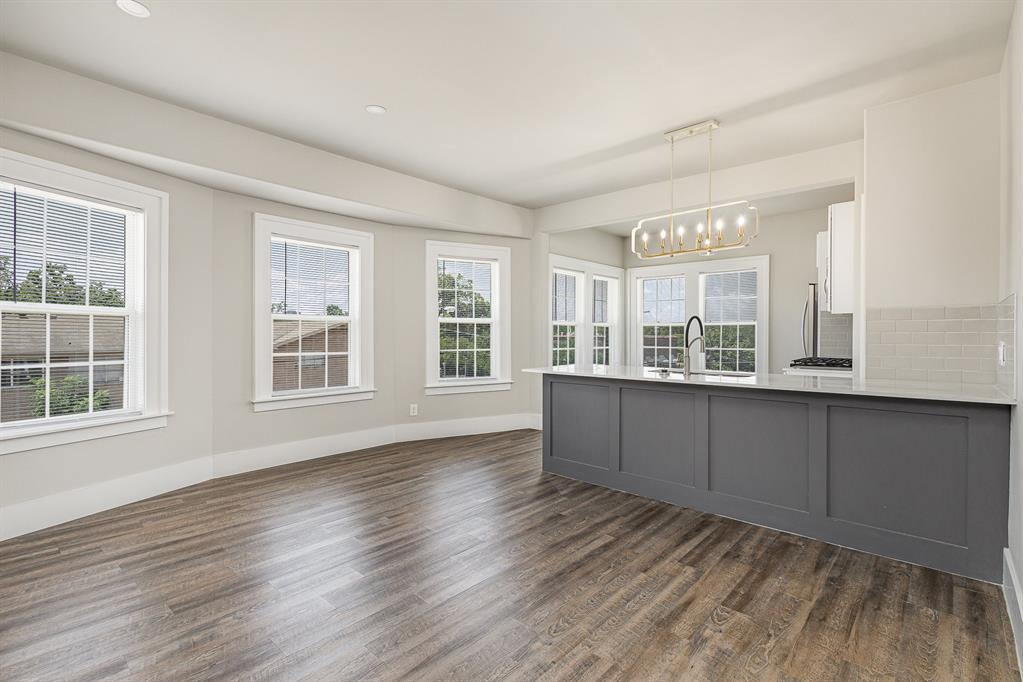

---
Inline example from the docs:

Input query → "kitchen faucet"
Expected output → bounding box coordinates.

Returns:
[682,315,705,379]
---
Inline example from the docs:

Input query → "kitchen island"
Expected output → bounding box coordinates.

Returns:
[525,365,1014,581]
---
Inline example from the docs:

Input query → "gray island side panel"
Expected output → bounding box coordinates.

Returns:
[541,373,1011,582]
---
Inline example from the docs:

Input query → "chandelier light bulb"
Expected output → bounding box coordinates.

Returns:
[678,226,684,236]
[737,214,746,227]
[642,232,649,243]
[660,229,666,239]
[697,222,705,233]
[715,219,724,232]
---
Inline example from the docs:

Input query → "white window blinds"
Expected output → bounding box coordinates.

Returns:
[0,183,132,425]
[269,237,353,393]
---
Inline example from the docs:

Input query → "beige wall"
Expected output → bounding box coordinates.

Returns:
[623,207,827,373]
[548,229,625,268]
[0,127,537,516]
[0,128,215,507]
[864,74,1002,308]
[210,191,536,456]
[1001,1,1023,618]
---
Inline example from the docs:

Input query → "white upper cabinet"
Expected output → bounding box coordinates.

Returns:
[821,201,855,314]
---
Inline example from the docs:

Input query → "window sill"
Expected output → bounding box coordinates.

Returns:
[0,412,172,455]
[424,379,514,396]
[252,387,376,412]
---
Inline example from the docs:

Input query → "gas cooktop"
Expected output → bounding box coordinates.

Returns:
[789,357,853,369]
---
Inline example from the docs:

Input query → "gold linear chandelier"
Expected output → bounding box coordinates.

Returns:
[631,120,759,260]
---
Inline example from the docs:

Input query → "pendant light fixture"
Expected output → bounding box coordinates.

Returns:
[630,120,759,259]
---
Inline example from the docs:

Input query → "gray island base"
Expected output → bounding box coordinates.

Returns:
[528,367,1012,582]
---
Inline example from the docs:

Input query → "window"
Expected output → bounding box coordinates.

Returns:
[269,238,352,392]
[0,149,168,452]
[551,270,578,367]
[640,276,686,369]
[592,277,611,366]
[425,241,511,395]
[437,258,492,379]
[253,214,374,411]
[702,270,758,373]
[628,255,768,375]
[549,255,623,369]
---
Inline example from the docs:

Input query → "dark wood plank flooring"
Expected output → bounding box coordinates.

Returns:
[0,429,1018,680]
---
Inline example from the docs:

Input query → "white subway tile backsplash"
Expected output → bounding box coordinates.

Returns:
[912,306,945,320]
[866,300,1013,389]
[927,319,962,332]
[963,345,994,358]
[881,332,913,344]
[945,306,982,319]
[962,319,998,332]
[945,332,983,345]
[895,320,927,332]
[896,344,928,357]
[911,332,945,345]
[911,357,946,370]
[896,368,928,381]
[881,307,913,320]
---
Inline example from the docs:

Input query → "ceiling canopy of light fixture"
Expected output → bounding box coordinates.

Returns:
[631,120,759,260]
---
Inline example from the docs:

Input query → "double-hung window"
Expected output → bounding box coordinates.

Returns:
[640,276,686,369]
[425,241,511,395]
[628,255,768,374]
[592,277,612,366]
[549,255,623,369]
[253,214,374,410]
[551,270,579,367]
[0,150,168,452]
[702,270,759,373]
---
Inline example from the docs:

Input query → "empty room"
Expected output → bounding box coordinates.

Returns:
[2,0,1023,679]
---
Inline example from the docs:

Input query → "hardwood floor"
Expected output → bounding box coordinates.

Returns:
[0,429,1018,681]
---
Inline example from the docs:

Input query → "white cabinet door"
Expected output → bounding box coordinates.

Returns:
[828,201,855,314]
[816,231,830,312]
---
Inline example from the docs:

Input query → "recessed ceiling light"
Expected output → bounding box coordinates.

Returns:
[116,0,151,18]
[365,105,387,115]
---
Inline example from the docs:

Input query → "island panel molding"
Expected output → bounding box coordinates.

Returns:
[538,372,1010,581]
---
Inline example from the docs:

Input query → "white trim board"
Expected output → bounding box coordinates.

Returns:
[0,456,211,542]
[1004,548,1023,672]
[0,413,542,542]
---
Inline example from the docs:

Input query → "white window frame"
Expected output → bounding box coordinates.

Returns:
[549,254,624,370]
[425,241,512,395]
[0,149,169,454]
[252,213,375,411]
[627,255,769,373]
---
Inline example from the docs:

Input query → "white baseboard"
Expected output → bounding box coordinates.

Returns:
[0,456,211,542]
[0,413,543,542]
[393,412,540,442]
[1005,548,1023,671]
[212,424,396,477]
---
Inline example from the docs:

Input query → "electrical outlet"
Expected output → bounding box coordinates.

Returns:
[998,341,1007,367]
[409,403,418,417]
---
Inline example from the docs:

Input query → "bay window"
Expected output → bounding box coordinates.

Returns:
[549,255,623,369]
[253,214,374,410]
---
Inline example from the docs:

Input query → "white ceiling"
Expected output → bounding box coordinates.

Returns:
[0,1,1014,209]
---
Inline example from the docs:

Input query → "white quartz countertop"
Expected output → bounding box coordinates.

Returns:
[523,365,1016,405]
